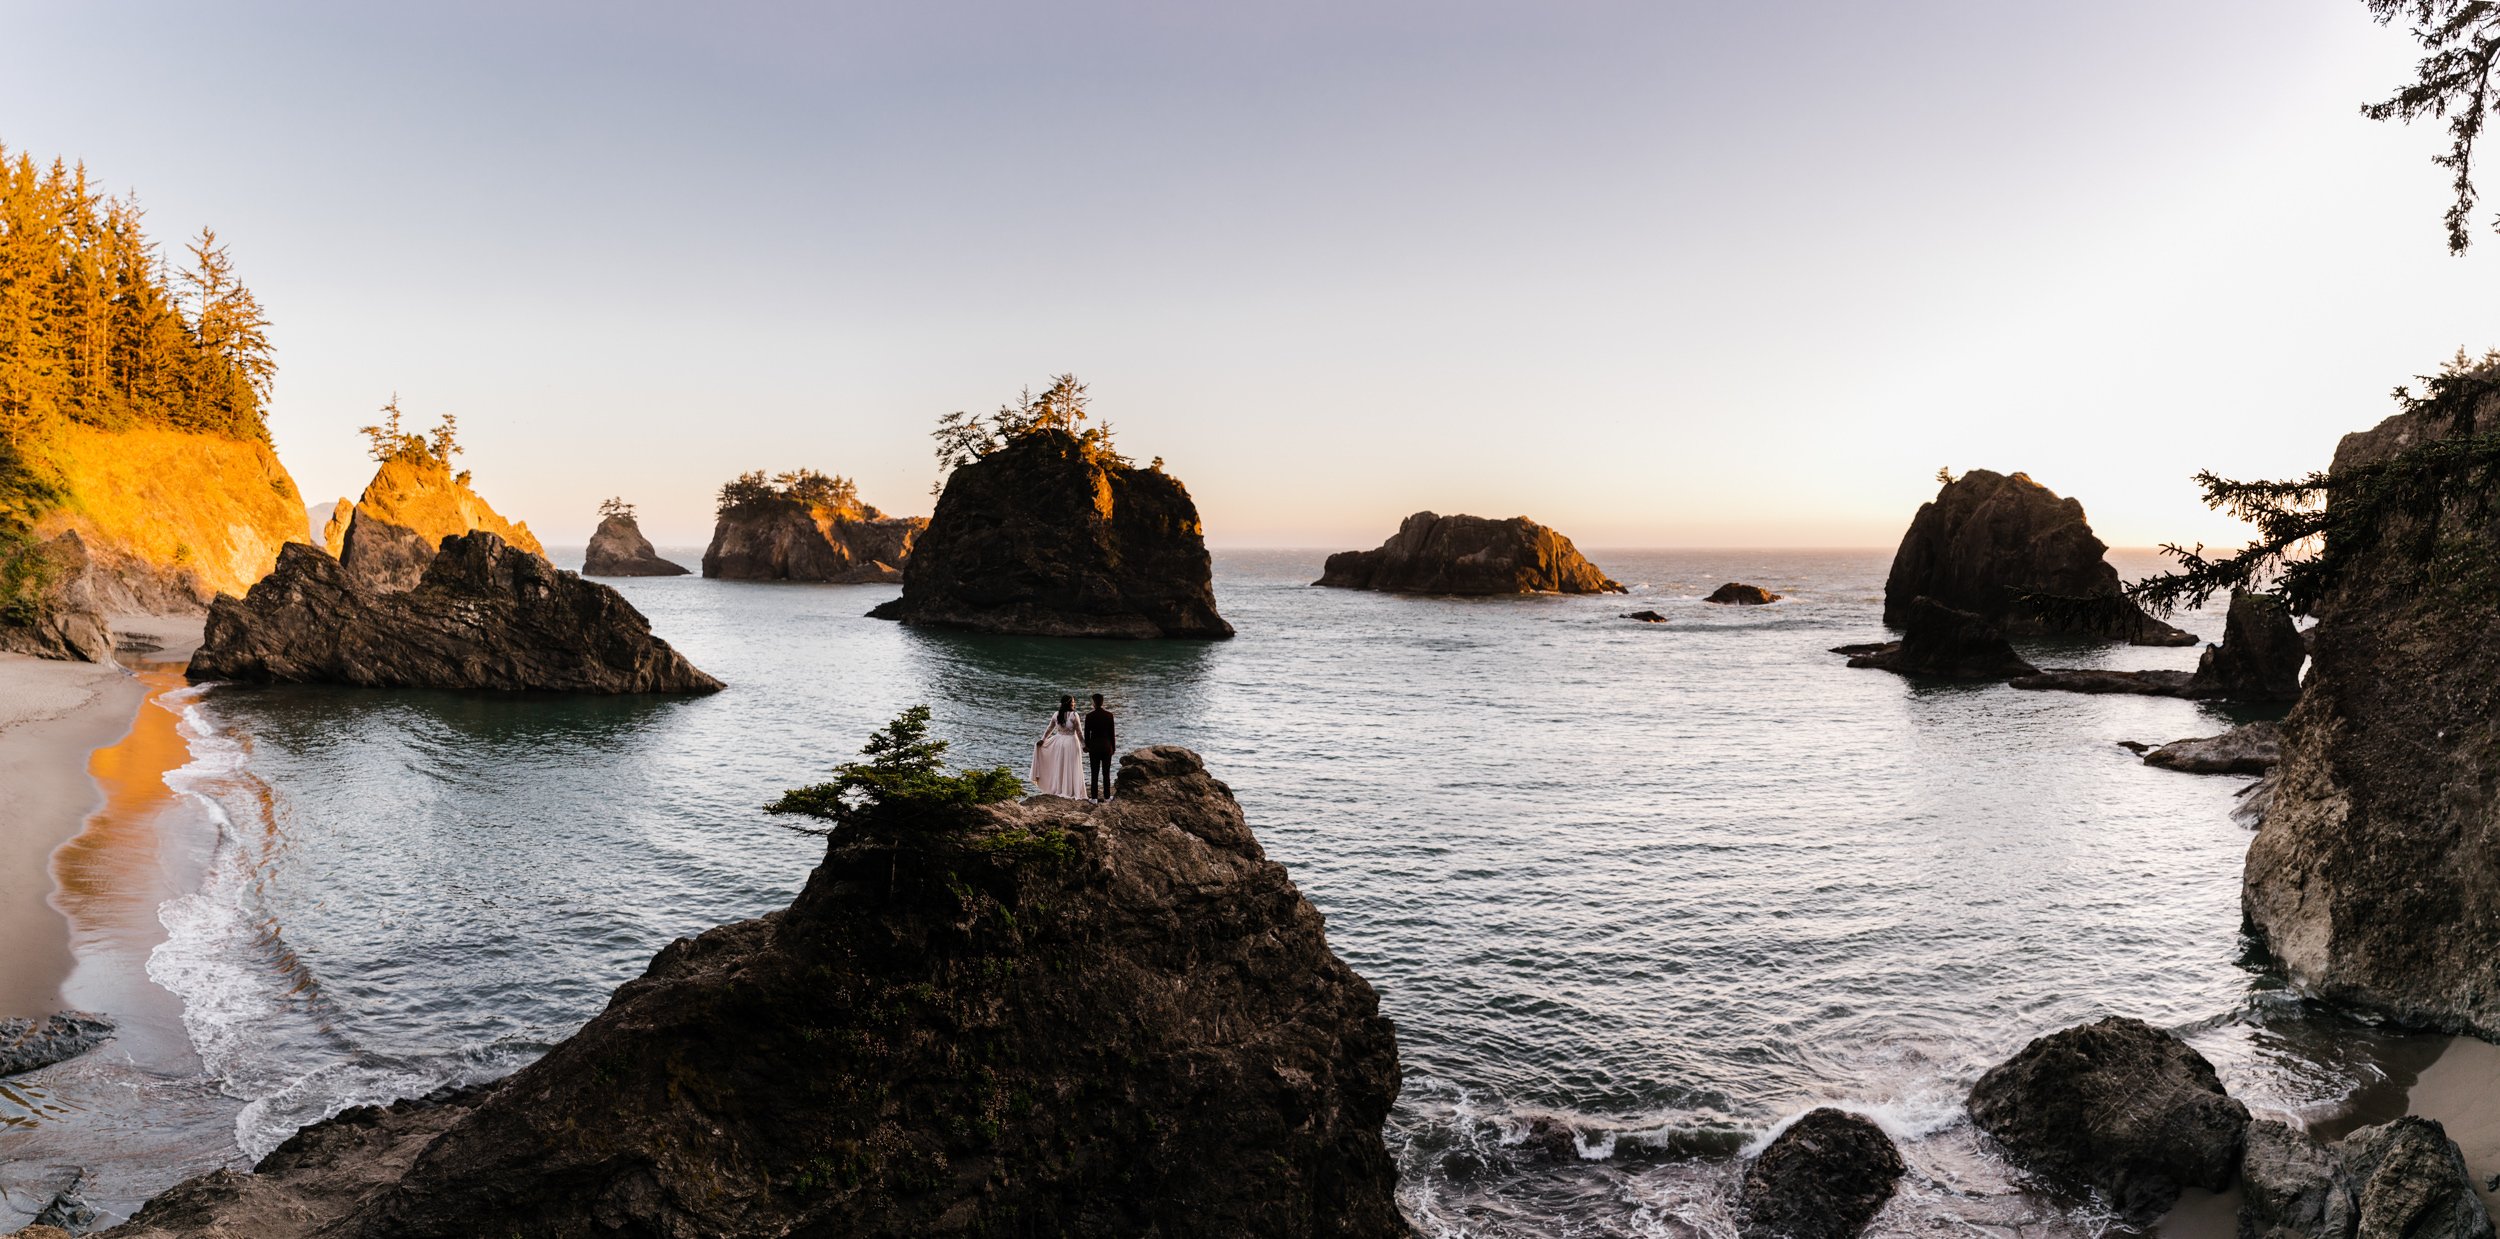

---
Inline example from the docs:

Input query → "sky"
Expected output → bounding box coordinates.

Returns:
[2,1,2492,549]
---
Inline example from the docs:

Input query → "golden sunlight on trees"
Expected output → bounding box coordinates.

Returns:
[357,393,462,466]
[931,373,1127,474]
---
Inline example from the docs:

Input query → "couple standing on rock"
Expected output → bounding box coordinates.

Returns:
[1033,693,1117,801]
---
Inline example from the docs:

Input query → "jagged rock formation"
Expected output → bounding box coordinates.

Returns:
[313,499,349,554]
[28,422,308,602]
[2141,721,2283,775]
[1736,1109,1903,1239]
[1706,582,1780,605]
[189,533,720,693]
[0,1012,113,1077]
[583,512,688,577]
[703,491,920,583]
[2246,399,2500,1035]
[1841,597,2040,680]
[2240,1117,2494,1239]
[2186,590,2304,701]
[1317,512,1622,596]
[871,430,1232,638]
[332,454,541,591]
[1884,470,2193,646]
[96,747,1403,1238]
[1965,1016,2248,1221]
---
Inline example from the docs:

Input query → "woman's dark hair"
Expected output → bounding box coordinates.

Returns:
[1057,694,1074,724]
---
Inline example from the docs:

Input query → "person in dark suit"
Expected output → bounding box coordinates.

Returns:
[1082,693,1116,801]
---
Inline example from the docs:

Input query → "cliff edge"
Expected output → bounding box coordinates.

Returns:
[870,430,1231,638]
[96,747,1403,1238]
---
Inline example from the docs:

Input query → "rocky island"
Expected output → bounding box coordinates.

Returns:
[327,411,543,592]
[581,498,687,576]
[1316,512,1622,595]
[703,469,922,583]
[1885,470,2193,645]
[871,398,1231,637]
[86,741,1401,1238]
[189,532,720,693]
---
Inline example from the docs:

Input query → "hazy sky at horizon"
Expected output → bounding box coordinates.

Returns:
[3,1,2492,548]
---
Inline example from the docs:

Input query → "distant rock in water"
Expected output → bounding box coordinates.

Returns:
[583,512,688,577]
[704,488,921,584]
[1736,1108,1904,1239]
[2240,1116,2493,1239]
[0,1011,113,1077]
[1843,596,2039,680]
[871,430,1232,638]
[1315,512,1622,596]
[2248,395,2500,1036]
[2009,667,2197,695]
[335,454,542,591]
[1885,470,2193,646]
[1623,610,1668,623]
[2141,721,2282,775]
[189,533,720,693]
[1966,1016,2247,1222]
[1705,582,1780,605]
[100,747,1403,1238]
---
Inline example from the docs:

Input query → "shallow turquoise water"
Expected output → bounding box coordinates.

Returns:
[3,549,2375,1234]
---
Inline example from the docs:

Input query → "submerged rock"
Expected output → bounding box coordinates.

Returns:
[1624,610,1668,623]
[101,747,1403,1238]
[703,488,919,583]
[1317,511,1622,596]
[1843,596,2040,680]
[2009,668,2197,696]
[582,512,689,577]
[0,1012,114,1077]
[1965,1016,2247,1221]
[2239,1117,2493,1239]
[189,533,721,693]
[1706,582,1781,605]
[2142,721,2283,775]
[2246,396,2500,1034]
[1884,469,2193,645]
[1736,1108,1904,1239]
[871,430,1232,638]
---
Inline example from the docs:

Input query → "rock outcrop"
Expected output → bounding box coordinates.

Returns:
[1736,1108,1904,1239]
[871,430,1232,638]
[1884,470,2193,645]
[333,453,542,591]
[1706,582,1781,605]
[1624,610,1668,623]
[189,533,721,693]
[0,1012,113,1077]
[703,492,920,583]
[2142,721,2283,775]
[314,499,350,555]
[97,747,1403,1238]
[2185,590,2304,701]
[1842,596,2040,680]
[582,512,688,577]
[2009,667,2197,695]
[1316,512,1622,596]
[2245,394,2500,1035]
[2240,1117,2494,1239]
[1965,1016,2248,1220]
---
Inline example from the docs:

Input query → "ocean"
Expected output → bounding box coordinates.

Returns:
[0,549,2418,1235]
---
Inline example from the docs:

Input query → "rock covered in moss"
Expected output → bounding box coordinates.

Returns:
[1316,512,1622,595]
[871,430,1231,638]
[100,747,1403,1238]
[1884,470,2192,645]
[190,532,719,693]
[582,512,688,577]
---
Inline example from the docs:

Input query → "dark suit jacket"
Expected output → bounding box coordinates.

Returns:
[1083,708,1115,754]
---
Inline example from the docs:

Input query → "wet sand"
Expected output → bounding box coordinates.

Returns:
[0,655,146,1018]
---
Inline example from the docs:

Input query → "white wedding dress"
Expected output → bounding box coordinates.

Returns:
[1031,711,1087,798]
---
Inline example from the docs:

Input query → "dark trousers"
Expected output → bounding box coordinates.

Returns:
[1087,751,1114,799]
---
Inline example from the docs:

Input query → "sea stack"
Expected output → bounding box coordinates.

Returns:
[583,506,688,577]
[870,430,1231,638]
[190,532,720,693]
[100,747,1403,1237]
[1884,470,2192,645]
[703,472,923,583]
[336,452,542,591]
[2246,387,2500,1035]
[1315,512,1622,595]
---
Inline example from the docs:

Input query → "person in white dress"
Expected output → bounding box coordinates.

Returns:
[1031,695,1087,798]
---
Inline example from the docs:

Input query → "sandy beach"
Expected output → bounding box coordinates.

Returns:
[0,615,202,1020]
